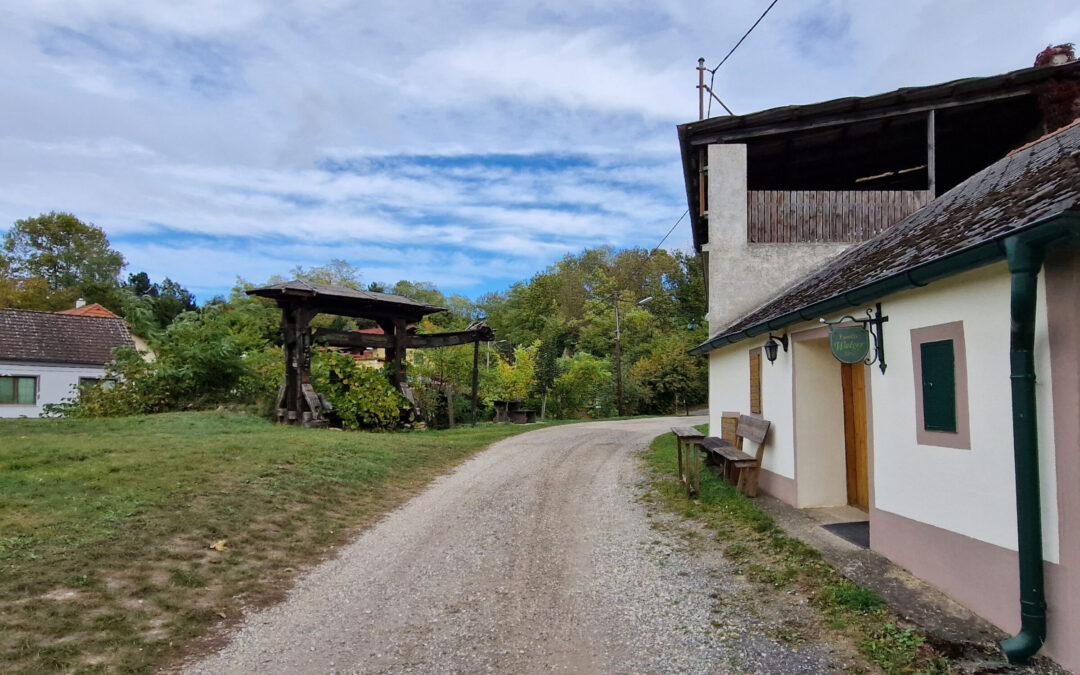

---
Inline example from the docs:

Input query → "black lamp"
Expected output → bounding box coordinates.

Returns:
[764,333,789,364]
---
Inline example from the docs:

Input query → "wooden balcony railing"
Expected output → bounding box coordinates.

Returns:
[747,190,933,243]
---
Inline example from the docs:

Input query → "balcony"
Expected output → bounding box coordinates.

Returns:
[746,190,933,244]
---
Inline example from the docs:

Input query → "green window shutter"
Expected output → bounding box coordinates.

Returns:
[0,377,13,404]
[921,340,956,432]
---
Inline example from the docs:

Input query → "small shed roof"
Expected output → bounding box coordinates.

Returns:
[690,120,1080,355]
[0,309,135,365]
[246,280,447,322]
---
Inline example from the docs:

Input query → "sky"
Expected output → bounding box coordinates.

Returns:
[1,1,1078,303]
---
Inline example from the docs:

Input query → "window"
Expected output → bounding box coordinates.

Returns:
[79,377,116,391]
[910,322,969,449]
[0,376,37,405]
[749,347,762,414]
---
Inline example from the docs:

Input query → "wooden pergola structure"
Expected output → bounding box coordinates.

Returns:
[247,280,495,427]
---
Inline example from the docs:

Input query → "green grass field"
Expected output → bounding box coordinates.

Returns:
[0,411,552,673]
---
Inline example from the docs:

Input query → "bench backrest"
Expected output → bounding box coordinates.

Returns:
[737,414,771,462]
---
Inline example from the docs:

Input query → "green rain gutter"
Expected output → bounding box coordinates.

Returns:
[689,211,1080,663]
[999,216,1079,662]
[688,212,1080,356]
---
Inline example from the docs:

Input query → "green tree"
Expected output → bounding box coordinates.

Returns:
[2,212,125,291]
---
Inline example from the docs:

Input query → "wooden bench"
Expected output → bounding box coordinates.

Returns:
[510,408,537,424]
[700,414,771,497]
[671,426,705,496]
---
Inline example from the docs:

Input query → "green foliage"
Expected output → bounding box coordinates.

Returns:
[490,343,537,401]
[47,304,282,417]
[630,333,707,413]
[549,352,611,417]
[312,350,409,430]
[1,211,127,311]
[828,581,886,614]
[3,212,125,290]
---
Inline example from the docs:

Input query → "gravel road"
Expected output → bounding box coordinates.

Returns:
[183,418,846,674]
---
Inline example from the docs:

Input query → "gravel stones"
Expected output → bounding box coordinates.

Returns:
[182,418,848,674]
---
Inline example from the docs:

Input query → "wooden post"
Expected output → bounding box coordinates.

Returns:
[613,295,624,417]
[927,109,936,198]
[697,58,706,121]
[471,340,480,425]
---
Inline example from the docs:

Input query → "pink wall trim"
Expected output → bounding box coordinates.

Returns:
[757,468,797,505]
[872,508,1076,671]
[1044,246,1080,672]
[909,321,971,449]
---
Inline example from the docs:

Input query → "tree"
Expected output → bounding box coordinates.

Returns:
[2,212,125,291]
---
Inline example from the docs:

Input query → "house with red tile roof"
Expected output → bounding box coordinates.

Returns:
[0,308,138,417]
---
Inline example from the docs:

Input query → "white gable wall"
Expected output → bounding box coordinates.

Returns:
[0,361,107,418]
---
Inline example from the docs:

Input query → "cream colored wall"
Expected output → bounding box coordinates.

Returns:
[707,341,797,481]
[791,337,848,507]
[868,263,1059,562]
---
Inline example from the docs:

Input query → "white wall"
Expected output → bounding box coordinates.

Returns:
[792,337,848,508]
[705,144,849,331]
[707,341,796,482]
[868,263,1059,562]
[0,361,107,418]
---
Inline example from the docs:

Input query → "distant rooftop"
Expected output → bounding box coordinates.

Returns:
[57,302,120,319]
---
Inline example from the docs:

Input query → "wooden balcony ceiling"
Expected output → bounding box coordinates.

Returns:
[695,120,1080,353]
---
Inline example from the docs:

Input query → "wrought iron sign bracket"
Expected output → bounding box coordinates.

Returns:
[820,303,889,374]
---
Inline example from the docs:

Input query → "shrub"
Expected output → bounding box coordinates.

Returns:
[311,350,409,431]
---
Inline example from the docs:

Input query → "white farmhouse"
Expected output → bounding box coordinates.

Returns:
[0,308,136,417]
[678,58,1080,669]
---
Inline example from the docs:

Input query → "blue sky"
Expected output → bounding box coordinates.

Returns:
[1,1,1078,303]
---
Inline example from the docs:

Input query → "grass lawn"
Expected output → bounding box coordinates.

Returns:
[0,411,559,673]
[644,430,948,675]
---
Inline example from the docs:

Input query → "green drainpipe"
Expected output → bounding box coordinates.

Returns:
[1000,235,1047,663]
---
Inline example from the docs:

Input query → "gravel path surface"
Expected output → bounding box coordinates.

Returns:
[183,418,846,674]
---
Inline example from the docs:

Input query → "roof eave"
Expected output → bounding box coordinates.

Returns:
[688,210,1080,356]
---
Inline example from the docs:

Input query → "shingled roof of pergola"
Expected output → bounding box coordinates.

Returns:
[246,280,447,322]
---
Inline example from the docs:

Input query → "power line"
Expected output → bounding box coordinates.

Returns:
[651,209,689,253]
[705,0,781,117]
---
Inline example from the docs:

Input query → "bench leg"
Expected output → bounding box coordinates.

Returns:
[686,444,700,497]
[676,439,684,485]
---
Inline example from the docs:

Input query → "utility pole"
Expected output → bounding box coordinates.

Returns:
[698,57,706,120]
[613,292,624,417]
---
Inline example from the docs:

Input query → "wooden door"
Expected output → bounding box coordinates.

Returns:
[841,363,869,510]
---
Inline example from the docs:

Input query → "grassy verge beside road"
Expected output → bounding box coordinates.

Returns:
[643,431,947,675]
[0,411,555,674]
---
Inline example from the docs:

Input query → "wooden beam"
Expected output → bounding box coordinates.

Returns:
[927,109,936,198]
[314,327,495,350]
[689,90,1033,145]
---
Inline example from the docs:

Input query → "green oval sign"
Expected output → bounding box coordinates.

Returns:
[830,325,870,364]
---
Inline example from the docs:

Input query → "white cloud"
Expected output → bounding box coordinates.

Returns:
[1,0,1077,299]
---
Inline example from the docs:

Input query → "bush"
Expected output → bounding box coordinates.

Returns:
[44,305,282,418]
[311,350,409,431]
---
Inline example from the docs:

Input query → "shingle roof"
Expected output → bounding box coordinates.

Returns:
[695,121,1080,353]
[680,60,1080,141]
[247,280,445,311]
[57,302,121,318]
[0,309,135,365]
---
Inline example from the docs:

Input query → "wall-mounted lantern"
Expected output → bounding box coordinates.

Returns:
[764,333,788,364]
